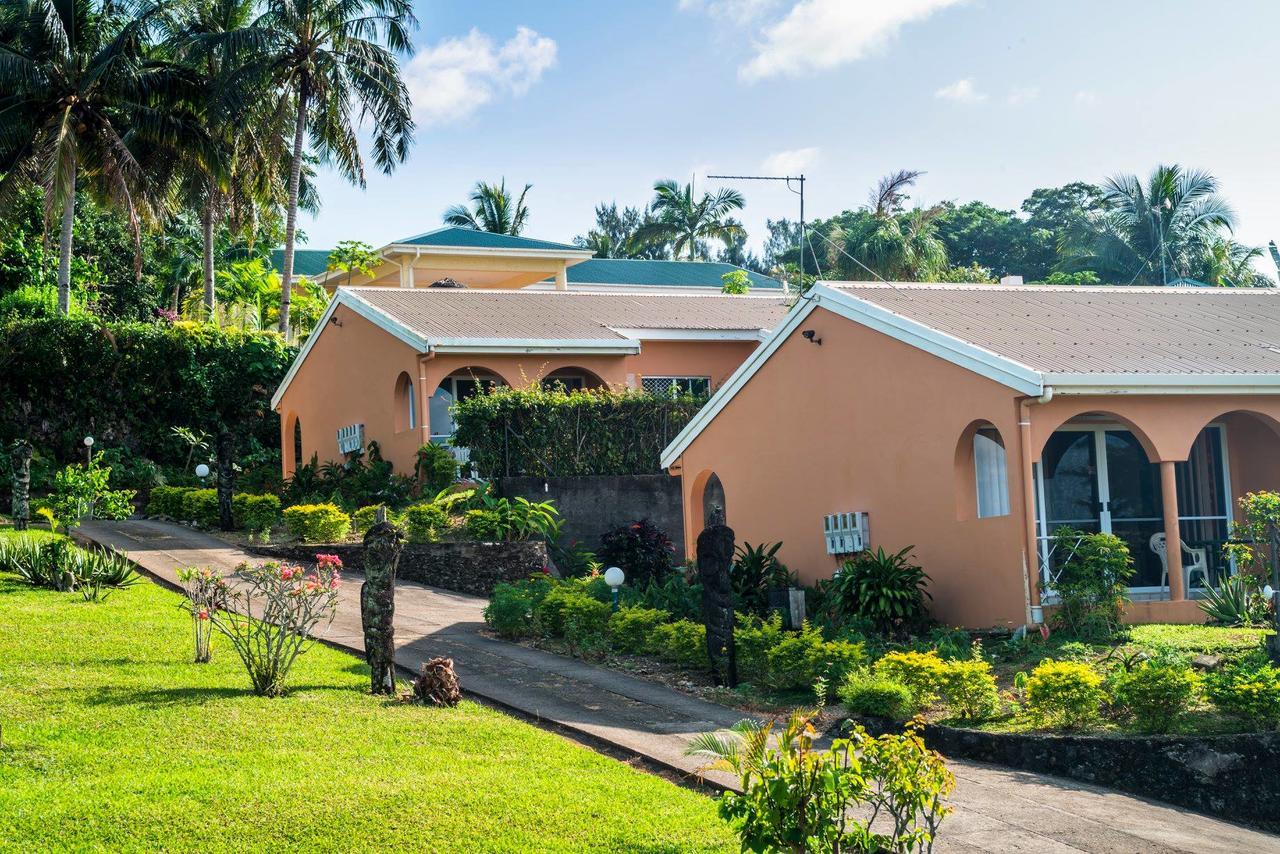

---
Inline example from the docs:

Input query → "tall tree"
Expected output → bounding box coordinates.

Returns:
[636,179,745,261]
[444,179,532,235]
[0,0,205,314]
[574,202,669,259]
[1199,237,1273,287]
[1062,164,1235,285]
[825,171,947,281]
[245,0,415,338]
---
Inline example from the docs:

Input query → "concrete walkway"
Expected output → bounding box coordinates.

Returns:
[78,519,1280,854]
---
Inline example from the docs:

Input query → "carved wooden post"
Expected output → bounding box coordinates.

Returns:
[361,508,402,694]
[697,513,737,687]
[216,430,235,531]
[9,440,32,531]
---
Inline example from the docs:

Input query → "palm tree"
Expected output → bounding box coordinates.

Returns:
[1062,164,1235,285]
[0,0,206,314]
[444,180,532,234]
[242,0,416,338]
[1200,237,1273,288]
[635,180,745,261]
[825,171,948,281]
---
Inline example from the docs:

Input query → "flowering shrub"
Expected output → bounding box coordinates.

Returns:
[597,519,675,586]
[206,557,343,696]
[1114,660,1200,733]
[176,566,230,662]
[282,503,351,543]
[1025,660,1106,730]
[874,651,949,707]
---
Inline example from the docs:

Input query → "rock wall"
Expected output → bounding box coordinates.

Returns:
[854,716,1280,831]
[497,475,685,556]
[248,540,548,597]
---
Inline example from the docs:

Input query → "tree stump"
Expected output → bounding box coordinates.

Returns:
[414,657,462,707]
[9,440,32,531]
[697,518,737,687]
[361,513,402,694]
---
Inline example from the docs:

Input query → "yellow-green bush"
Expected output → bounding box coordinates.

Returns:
[232,493,281,537]
[282,503,351,543]
[607,607,668,653]
[1205,661,1280,729]
[648,619,708,668]
[404,503,451,543]
[873,651,949,707]
[1114,660,1199,733]
[1025,660,1106,730]
[840,671,920,719]
[940,658,1001,720]
[181,489,220,528]
[146,486,195,518]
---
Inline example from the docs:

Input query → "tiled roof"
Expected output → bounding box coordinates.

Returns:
[832,282,1280,376]
[564,259,782,289]
[268,248,332,277]
[393,226,585,252]
[346,287,791,341]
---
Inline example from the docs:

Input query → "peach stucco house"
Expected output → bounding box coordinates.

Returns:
[270,227,788,478]
[661,282,1280,628]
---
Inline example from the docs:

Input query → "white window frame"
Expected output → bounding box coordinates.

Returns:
[973,428,1010,519]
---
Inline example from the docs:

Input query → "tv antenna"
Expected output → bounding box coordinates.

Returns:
[707,173,806,289]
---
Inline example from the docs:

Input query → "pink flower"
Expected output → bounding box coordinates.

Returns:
[316,554,343,569]
[197,609,209,621]
[280,566,297,581]
[330,576,341,590]
[541,565,551,575]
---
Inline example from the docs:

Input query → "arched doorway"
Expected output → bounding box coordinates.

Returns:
[429,368,506,444]
[540,366,606,392]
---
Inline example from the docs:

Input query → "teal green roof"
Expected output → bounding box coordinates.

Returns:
[394,226,584,252]
[564,259,782,290]
[268,248,332,277]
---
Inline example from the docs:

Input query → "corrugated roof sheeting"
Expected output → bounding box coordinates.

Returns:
[347,288,791,341]
[833,283,1280,375]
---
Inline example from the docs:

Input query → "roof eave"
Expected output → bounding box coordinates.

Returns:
[1045,373,1280,395]
[384,243,595,261]
[427,338,639,355]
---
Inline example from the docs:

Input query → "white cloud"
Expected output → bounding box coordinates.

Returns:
[1074,90,1098,106]
[934,78,986,103]
[1006,86,1039,106]
[679,0,781,25]
[735,0,966,82]
[761,146,820,175]
[404,26,557,124]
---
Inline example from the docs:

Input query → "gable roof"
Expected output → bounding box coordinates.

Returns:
[563,258,782,289]
[268,248,332,278]
[393,226,584,252]
[271,288,791,409]
[660,281,1280,468]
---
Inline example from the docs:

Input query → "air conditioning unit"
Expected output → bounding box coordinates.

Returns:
[336,423,365,455]
[823,512,868,556]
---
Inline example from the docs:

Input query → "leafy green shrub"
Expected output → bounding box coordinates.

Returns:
[415,443,459,494]
[761,623,866,692]
[840,671,920,719]
[1025,660,1106,730]
[451,385,704,478]
[731,541,792,616]
[816,546,930,636]
[1114,660,1199,733]
[941,658,1001,720]
[873,650,949,707]
[146,486,194,518]
[404,503,450,543]
[283,441,415,512]
[533,585,590,637]
[282,503,351,543]
[597,519,675,586]
[624,572,702,620]
[232,493,281,538]
[649,619,708,667]
[351,504,405,535]
[48,455,136,530]
[465,509,504,541]
[734,614,788,685]
[1050,527,1134,640]
[181,489,220,528]
[607,607,669,653]
[485,583,538,639]
[1205,659,1280,729]
[562,596,612,651]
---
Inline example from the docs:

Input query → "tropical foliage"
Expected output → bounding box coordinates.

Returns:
[445,179,532,235]
[635,179,745,261]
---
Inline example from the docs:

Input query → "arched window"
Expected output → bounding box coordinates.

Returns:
[974,426,1010,518]
[394,372,416,432]
[702,473,726,527]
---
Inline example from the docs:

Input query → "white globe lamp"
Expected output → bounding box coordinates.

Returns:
[604,566,626,611]
[195,463,210,480]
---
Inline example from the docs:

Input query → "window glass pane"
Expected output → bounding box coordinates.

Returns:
[429,385,454,437]
[1176,428,1230,585]
[974,429,1009,518]
[641,376,710,398]
[1041,431,1098,524]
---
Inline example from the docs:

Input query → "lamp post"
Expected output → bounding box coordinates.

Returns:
[604,566,625,612]
[195,463,210,484]
[83,435,94,465]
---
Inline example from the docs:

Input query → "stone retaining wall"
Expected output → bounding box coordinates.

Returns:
[248,540,548,597]
[853,716,1280,831]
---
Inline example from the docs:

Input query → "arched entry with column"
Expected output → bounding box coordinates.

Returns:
[540,366,607,392]
[429,368,508,444]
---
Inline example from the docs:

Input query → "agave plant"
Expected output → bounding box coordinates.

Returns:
[1199,573,1270,627]
[0,537,138,600]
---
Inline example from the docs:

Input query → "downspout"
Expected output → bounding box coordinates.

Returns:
[1019,385,1054,626]
[417,350,436,449]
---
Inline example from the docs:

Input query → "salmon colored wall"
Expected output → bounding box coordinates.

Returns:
[674,308,1032,629]
[627,340,760,390]
[1223,412,1280,517]
[277,305,423,479]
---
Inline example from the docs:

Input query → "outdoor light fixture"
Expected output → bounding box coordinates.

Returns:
[329,316,343,327]
[195,463,210,480]
[83,435,94,464]
[801,329,822,345]
[604,566,625,611]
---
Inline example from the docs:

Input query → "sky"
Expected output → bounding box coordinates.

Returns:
[303,0,1280,275]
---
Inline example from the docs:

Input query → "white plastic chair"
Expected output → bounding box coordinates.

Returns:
[1150,532,1210,592]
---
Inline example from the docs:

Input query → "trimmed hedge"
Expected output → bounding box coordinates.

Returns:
[147,486,280,534]
[282,503,351,543]
[452,386,704,478]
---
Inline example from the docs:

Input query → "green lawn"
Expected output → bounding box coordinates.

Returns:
[0,570,733,852]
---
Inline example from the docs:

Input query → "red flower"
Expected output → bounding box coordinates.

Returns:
[541,565,551,575]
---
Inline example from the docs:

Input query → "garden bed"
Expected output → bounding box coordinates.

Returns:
[853,713,1280,832]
